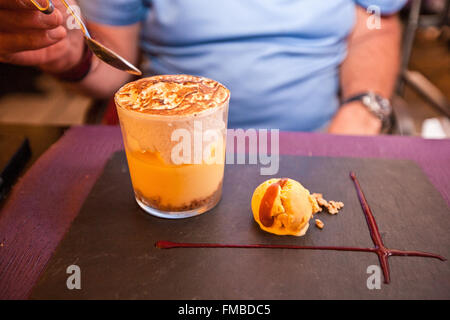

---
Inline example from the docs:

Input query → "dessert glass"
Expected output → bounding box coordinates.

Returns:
[115,75,230,219]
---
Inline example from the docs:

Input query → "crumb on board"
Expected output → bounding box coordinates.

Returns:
[327,200,344,215]
[312,193,344,215]
[315,219,324,229]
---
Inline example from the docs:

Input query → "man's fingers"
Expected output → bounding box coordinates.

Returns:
[0,39,68,65]
[0,0,46,10]
[0,9,63,31]
[0,26,66,54]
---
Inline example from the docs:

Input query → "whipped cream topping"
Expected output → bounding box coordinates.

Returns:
[115,75,229,116]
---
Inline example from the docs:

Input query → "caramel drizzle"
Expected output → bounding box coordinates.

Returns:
[258,178,289,227]
[156,172,446,284]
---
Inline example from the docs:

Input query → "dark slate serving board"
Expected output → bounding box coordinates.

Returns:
[30,152,450,299]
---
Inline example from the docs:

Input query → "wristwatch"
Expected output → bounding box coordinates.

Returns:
[342,91,394,133]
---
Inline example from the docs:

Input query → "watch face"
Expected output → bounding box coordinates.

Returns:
[375,96,392,117]
[363,92,391,119]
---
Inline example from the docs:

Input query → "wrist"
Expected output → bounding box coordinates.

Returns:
[342,101,382,132]
[60,42,92,82]
[59,40,86,73]
[342,91,394,133]
[46,41,93,82]
[328,101,382,135]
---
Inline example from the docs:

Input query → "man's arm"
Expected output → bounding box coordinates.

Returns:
[327,5,402,135]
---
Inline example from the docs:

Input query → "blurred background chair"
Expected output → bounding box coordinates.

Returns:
[393,0,450,136]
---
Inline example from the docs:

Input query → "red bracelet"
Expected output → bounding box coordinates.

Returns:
[53,43,93,82]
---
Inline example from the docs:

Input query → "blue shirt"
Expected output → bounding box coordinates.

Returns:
[79,0,406,131]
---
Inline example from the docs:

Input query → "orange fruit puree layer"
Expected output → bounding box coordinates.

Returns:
[125,148,224,209]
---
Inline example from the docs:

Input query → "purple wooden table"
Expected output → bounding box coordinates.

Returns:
[0,125,449,299]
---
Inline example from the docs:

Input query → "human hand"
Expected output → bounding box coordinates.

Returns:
[327,101,382,135]
[0,0,84,73]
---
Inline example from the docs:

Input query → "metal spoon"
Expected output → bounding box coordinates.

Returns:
[30,0,142,76]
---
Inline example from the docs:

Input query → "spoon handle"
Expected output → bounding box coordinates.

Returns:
[59,0,91,38]
[30,0,54,14]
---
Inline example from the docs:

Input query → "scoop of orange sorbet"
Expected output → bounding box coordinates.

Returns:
[251,178,320,236]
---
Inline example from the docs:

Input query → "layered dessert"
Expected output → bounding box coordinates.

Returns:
[115,75,230,218]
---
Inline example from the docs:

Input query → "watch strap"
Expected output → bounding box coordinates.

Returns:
[342,93,366,106]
